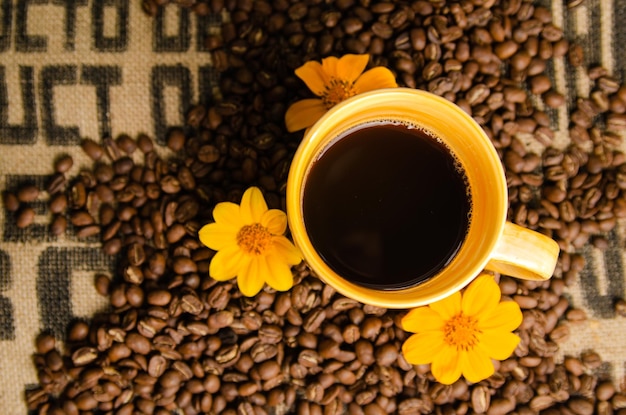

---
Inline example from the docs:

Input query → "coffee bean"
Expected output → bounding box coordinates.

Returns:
[364,403,386,415]
[50,215,67,235]
[54,155,74,173]
[3,191,20,211]
[70,211,95,227]
[471,385,490,414]
[16,206,35,228]
[302,307,326,332]
[566,308,587,323]
[80,139,104,161]
[75,391,98,410]
[94,273,110,296]
[35,334,57,356]
[487,398,516,415]
[125,332,152,354]
[17,185,40,202]
[375,343,398,366]
[543,90,566,108]
[567,397,595,415]
[146,289,171,306]
[166,128,186,152]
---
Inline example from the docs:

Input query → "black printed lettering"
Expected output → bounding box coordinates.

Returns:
[0,0,11,52]
[52,0,88,51]
[580,230,626,318]
[154,4,190,52]
[0,250,15,340]
[16,0,48,52]
[37,247,113,338]
[151,65,191,144]
[81,65,122,138]
[92,0,128,52]
[0,66,37,144]
[41,65,80,145]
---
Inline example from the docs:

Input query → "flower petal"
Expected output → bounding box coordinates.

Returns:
[335,54,370,83]
[462,274,500,318]
[209,245,245,281]
[285,99,328,132]
[240,187,268,224]
[237,257,266,297]
[431,345,462,385]
[263,254,294,292]
[401,306,445,334]
[478,331,520,360]
[321,56,340,78]
[354,67,398,93]
[295,60,330,96]
[459,347,495,384]
[401,331,445,365]
[261,209,287,235]
[212,201,242,228]
[198,222,238,251]
[478,301,523,332]
[430,291,462,321]
[271,236,302,265]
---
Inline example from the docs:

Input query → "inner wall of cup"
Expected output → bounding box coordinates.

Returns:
[288,89,507,307]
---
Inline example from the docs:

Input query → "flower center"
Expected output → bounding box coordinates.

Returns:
[321,78,358,109]
[236,223,272,255]
[443,312,481,351]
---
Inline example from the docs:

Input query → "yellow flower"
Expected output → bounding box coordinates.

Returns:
[198,187,302,297]
[285,54,398,132]
[401,274,522,385]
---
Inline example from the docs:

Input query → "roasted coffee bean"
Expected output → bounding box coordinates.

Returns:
[16,206,35,228]
[66,321,90,344]
[17,185,40,202]
[69,182,87,208]
[50,215,67,235]
[48,193,68,214]
[197,145,221,163]
[35,334,57,356]
[302,307,326,332]
[614,298,626,317]
[3,192,20,211]
[146,289,171,306]
[133,134,153,154]
[81,139,104,160]
[70,211,95,227]
[94,273,111,296]
[167,128,186,152]
[53,155,74,173]
[114,134,137,154]
[125,333,151,354]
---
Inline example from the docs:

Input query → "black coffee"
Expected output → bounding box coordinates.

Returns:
[302,122,471,290]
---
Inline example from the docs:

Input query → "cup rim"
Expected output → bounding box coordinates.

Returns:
[286,87,508,308]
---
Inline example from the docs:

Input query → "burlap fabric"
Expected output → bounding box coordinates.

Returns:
[1,0,625,413]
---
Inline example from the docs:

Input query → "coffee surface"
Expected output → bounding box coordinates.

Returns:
[303,122,471,289]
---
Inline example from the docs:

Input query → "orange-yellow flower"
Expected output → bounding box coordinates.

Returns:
[401,274,522,385]
[285,54,398,132]
[198,187,302,297]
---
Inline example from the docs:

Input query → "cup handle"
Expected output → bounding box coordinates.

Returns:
[484,222,560,281]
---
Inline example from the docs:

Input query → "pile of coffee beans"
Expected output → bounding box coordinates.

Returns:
[10,0,626,414]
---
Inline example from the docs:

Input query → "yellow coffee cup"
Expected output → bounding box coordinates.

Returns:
[286,88,559,309]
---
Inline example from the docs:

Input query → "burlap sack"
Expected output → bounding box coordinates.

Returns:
[0,0,625,413]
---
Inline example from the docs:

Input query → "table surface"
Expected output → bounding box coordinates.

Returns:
[1,0,626,413]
